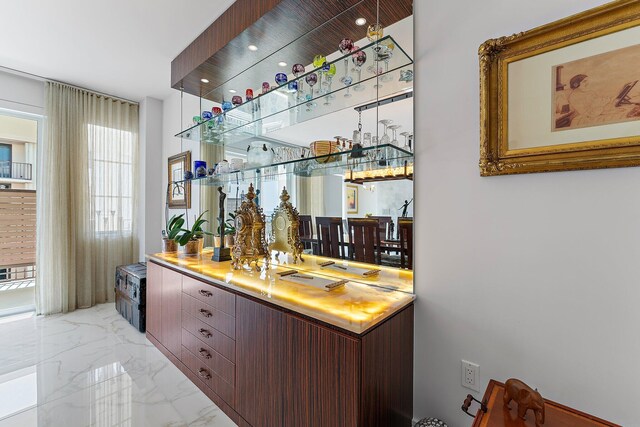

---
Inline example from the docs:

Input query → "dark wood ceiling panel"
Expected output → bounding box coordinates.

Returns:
[171,0,413,101]
[171,0,282,88]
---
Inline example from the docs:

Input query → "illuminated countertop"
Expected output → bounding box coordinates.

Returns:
[147,250,414,335]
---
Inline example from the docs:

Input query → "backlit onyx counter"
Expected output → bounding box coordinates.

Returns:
[146,250,414,426]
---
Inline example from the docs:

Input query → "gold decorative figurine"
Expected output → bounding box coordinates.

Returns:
[269,187,304,264]
[231,183,269,271]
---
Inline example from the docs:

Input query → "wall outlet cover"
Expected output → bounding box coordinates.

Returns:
[461,360,480,392]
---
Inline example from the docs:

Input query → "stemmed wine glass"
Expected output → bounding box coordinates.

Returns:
[379,119,392,145]
[339,38,354,97]
[312,55,326,94]
[292,64,305,100]
[379,40,396,82]
[400,132,411,151]
[388,125,401,146]
[323,63,337,105]
[351,47,367,92]
[305,73,318,101]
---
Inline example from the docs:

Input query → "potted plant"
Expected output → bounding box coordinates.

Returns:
[177,211,212,255]
[162,214,185,253]
[216,212,236,248]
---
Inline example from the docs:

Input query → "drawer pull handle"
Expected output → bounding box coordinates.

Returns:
[199,348,212,359]
[199,328,212,338]
[199,308,212,318]
[198,368,211,380]
[199,290,213,297]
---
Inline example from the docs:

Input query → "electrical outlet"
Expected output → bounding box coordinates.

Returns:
[461,360,480,392]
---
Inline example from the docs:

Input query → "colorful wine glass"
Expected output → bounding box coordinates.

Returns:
[262,81,270,94]
[246,89,254,102]
[313,55,326,93]
[221,100,232,112]
[323,63,337,105]
[351,47,367,92]
[305,73,318,100]
[275,72,288,87]
[366,23,384,42]
[292,64,305,99]
[201,111,213,121]
[342,74,353,98]
[232,95,243,107]
[212,106,223,126]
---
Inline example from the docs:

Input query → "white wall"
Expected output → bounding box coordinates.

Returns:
[0,70,44,114]
[414,1,639,426]
[139,97,164,260]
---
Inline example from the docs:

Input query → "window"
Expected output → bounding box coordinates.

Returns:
[87,124,134,234]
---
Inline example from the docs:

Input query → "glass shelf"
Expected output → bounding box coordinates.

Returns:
[176,36,413,143]
[175,144,413,187]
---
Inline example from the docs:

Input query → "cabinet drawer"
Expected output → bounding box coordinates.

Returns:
[181,345,234,406]
[182,293,235,339]
[182,275,235,317]
[182,310,235,362]
[182,328,234,386]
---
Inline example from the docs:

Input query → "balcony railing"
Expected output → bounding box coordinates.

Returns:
[0,161,33,181]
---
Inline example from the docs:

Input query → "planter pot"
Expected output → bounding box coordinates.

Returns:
[162,238,178,253]
[183,239,200,256]
[224,235,234,248]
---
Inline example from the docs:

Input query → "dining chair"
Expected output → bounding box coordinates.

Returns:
[315,217,346,259]
[370,215,392,243]
[398,218,413,269]
[347,218,381,265]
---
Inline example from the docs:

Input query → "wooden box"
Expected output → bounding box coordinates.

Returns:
[471,380,620,427]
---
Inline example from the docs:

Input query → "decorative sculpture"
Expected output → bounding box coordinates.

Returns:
[231,183,269,271]
[269,187,304,264]
[212,186,231,262]
[503,378,545,426]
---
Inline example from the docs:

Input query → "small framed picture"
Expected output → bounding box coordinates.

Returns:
[167,151,191,209]
[346,184,358,214]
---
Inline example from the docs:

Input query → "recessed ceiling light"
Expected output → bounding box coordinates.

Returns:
[229,89,237,93]
[248,45,258,51]
[355,17,367,26]
[278,62,287,67]
[200,78,209,83]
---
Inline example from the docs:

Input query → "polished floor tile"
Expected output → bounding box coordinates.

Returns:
[0,304,236,426]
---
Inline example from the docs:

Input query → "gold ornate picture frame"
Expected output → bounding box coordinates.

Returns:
[167,151,191,209]
[479,0,640,176]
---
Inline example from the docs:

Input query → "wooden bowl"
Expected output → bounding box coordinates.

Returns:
[310,140,340,163]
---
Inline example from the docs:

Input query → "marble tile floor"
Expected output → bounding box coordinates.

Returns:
[0,303,237,427]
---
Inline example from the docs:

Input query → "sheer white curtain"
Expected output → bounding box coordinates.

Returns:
[295,175,325,219]
[37,81,139,314]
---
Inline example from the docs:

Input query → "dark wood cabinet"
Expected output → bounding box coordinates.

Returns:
[146,262,162,340]
[146,261,414,427]
[161,267,182,358]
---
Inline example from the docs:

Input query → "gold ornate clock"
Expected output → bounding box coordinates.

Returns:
[230,183,269,271]
[269,188,304,264]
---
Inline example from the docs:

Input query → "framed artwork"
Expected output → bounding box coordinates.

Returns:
[167,151,191,209]
[346,184,358,214]
[479,0,640,176]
